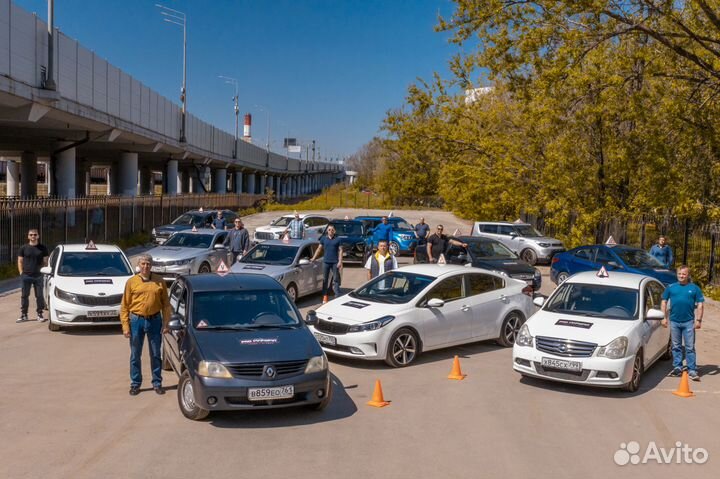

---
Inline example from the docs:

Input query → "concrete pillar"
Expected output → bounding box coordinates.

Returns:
[278,177,284,199]
[247,173,256,195]
[139,167,152,195]
[166,159,178,195]
[56,144,76,198]
[20,152,38,198]
[75,158,89,197]
[259,175,267,195]
[190,168,203,193]
[234,171,243,193]
[5,159,19,196]
[118,152,138,197]
[213,168,227,193]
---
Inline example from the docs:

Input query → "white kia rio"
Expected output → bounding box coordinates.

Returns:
[41,243,134,331]
[308,264,535,367]
[512,271,671,392]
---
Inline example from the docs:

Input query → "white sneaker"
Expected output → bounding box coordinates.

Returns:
[16,315,29,323]
[37,312,47,322]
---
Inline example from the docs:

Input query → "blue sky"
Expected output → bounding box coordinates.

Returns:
[14,0,458,160]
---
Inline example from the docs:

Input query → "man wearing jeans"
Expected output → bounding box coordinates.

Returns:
[120,254,172,396]
[17,229,49,323]
[661,265,704,381]
[311,225,343,304]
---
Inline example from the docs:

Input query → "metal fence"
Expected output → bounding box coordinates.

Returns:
[0,193,266,265]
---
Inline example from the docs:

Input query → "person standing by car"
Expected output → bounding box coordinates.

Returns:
[649,235,673,269]
[211,211,227,230]
[661,265,704,381]
[365,240,398,280]
[284,211,305,239]
[120,254,172,396]
[426,225,467,263]
[373,216,393,250]
[311,225,343,304]
[17,229,49,323]
[414,217,430,263]
[224,218,250,262]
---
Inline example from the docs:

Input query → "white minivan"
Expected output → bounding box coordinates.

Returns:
[472,221,565,265]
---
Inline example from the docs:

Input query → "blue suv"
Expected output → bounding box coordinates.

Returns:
[355,216,417,256]
[551,244,677,285]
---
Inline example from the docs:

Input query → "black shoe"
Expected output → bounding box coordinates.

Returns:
[129,386,140,396]
[154,386,165,395]
[668,368,682,377]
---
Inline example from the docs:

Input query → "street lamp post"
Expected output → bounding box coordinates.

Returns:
[219,76,239,158]
[156,4,187,143]
[254,104,271,168]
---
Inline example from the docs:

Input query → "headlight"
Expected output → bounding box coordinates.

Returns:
[538,243,550,248]
[168,258,193,266]
[348,315,395,332]
[152,228,156,236]
[304,354,328,373]
[492,270,509,277]
[516,323,533,347]
[274,274,285,281]
[198,360,233,379]
[597,336,628,359]
[55,288,80,304]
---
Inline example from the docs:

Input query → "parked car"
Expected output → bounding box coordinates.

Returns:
[163,274,332,420]
[550,244,676,286]
[444,236,542,291]
[513,271,671,392]
[147,229,234,283]
[40,243,134,331]
[355,216,417,256]
[231,239,322,302]
[307,264,535,367]
[253,214,329,243]
[321,219,369,264]
[152,209,237,244]
[471,221,564,265]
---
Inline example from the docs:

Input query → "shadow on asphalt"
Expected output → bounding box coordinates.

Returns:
[207,373,357,428]
[53,324,123,336]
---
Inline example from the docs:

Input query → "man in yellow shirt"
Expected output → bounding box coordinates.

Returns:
[120,254,172,396]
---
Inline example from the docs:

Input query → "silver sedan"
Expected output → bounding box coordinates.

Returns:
[230,239,323,302]
[147,229,234,282]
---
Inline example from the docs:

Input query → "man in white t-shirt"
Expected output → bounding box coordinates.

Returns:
[365,240,398,280]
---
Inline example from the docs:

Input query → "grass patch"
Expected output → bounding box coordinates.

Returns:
[268,184,393,211]
[0,262,19,281]
[116,232,152,250]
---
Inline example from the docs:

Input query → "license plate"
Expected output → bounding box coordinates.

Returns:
[151,266,165,273]
[314,332,337,346]
[247,385,294,401]
[87,310,118,318]
[542,357,582,372]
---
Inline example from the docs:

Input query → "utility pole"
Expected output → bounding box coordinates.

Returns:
[45,0,57,90]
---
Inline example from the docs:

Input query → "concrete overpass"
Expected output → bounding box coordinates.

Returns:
[0,0,341,199]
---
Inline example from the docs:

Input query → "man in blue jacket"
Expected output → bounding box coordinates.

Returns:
[373,216,393,249]
[649,235,673,269]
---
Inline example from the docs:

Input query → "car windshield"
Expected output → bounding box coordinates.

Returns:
[544,283,639,320]
[331,222,363,236]
[163,233,214,248]
[390,220,412,230]
[192,290,301,328]
[270,216,294,227]
[58,252,132,277]
[515,225,543,237]
[240,244,298,265]
[350,271,434,304]
[171,213,206,226]
[467,240,517,259]
[614,248,664,268]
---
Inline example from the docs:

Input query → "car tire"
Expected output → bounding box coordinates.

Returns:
[309,380,333,411]
[198,262,211,274]
[178,370,210,421]
[623,352,643,393]
[389,241,400,256]
[384,328,420,368]
[661,338,673,360]
[497,311,525,347]
[556,271,569,284]
[286,283,299,303]
[48,319,61,332]
[520,248,538,266]
[162,343,173,371]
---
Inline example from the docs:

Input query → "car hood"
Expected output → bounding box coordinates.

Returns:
[154,224,192,233]
[526,310,637,345]
[256,225,287,234]
[471,258,535,275]
[315,296,405,324]
[53,275,132,295]
[230,263,291,276]
[193,327,321,363]
[630,267,676,285]
[148,246,204,261]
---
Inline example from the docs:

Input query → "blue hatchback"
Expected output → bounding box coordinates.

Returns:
[355,216,417,256]
[550,244,677,285]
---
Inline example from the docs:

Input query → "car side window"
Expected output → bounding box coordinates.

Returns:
[177,289,187,318]
[49,247,60,271]
[645,281,664,312]
[595,247,614,265]
[299,246,313,261]
[573,248,595,261]
[169,283,181,310]
[497,225,514,235]
[480,224,497,233]
[466,273,503,295]
[446,245,467,264]
[214,233,227,246]
[424,276,464,303]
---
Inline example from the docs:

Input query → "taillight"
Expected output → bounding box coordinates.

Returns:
[522,285,533,297]
[551,256,560,264]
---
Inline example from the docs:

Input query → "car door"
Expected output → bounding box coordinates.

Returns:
[566,247,598,275]
[295,245,317,295]
[642,280,668,363]
[417,274,471,347]
[445,244,469,265]
[464,273,508,340]
[595,246,623,271]
[496,224,520,253]
[44,246,60,306]
[164,282,187,373]
[207,232,230,269]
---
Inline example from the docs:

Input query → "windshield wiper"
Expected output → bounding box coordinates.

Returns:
[246,324,298,329]
[200,325,255,331]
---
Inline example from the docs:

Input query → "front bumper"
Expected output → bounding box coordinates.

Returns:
[512,345,635,388]
[50,297,121,327]
[151,264,192,283]
[535,247,565,262]
[190,372,331,410]
[310,327,389,361]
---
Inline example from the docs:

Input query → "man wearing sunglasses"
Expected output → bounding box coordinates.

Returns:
[17,229,49,323]
[426,225,467,264]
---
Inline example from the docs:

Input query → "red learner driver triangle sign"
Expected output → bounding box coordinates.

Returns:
[216,259,229,276]
[597,266,609,278]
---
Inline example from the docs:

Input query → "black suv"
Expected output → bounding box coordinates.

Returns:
[163,274,332,420]
[152,209,238,244]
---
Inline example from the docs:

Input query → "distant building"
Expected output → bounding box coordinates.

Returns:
[464,86,494,105]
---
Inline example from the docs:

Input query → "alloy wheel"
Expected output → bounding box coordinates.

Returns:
[182,380,196,412]
[392,333,417,365]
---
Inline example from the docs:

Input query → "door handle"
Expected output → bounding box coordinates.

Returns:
[499,295,509,302]
[461,305,471,311]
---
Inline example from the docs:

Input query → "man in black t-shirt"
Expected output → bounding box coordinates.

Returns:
[426,225,467,263]
[17,229,49,323]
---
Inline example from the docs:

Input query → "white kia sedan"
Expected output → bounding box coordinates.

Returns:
[512,271,671,392]
[40,243,134,331]
[308,264,535,367]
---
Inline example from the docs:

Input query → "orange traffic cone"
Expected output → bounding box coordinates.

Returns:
[672,371,695,398]
[367,380,390,407]
[322,295,329,304]
[447,355,467,380]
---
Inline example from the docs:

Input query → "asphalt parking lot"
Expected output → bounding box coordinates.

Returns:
[1,208,718,479]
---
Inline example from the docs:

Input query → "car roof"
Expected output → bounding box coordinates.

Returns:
[256,239,318,247]
[570,244,639,251]
[61,244,124,253]
[183,273,285,293]
[171,228,222,235]
[475,221,530,226]
[565,270,656,288]
[396,263,476,277]
[457,235,499,242]
[355,216,406,221]
[329,219,363,224]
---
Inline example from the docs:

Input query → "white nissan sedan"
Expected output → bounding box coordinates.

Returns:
[308,264,535,367]
[40,243,134,332]
[512,271,671,392]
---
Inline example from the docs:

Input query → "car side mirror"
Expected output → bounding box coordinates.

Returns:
[608,261,622,268]
[457,253,468,262]
[168,315,184,331]
[427,298,445,308]
[298,259,310,265]
[509,232,518,238]
[305,310,318,326]
[533,296,545,307]
[645,308,664,320]
[40,266,52,275]
[213,243,226,250]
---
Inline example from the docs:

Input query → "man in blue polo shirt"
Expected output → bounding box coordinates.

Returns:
[661,265,704,381]
[311,225,343,304]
